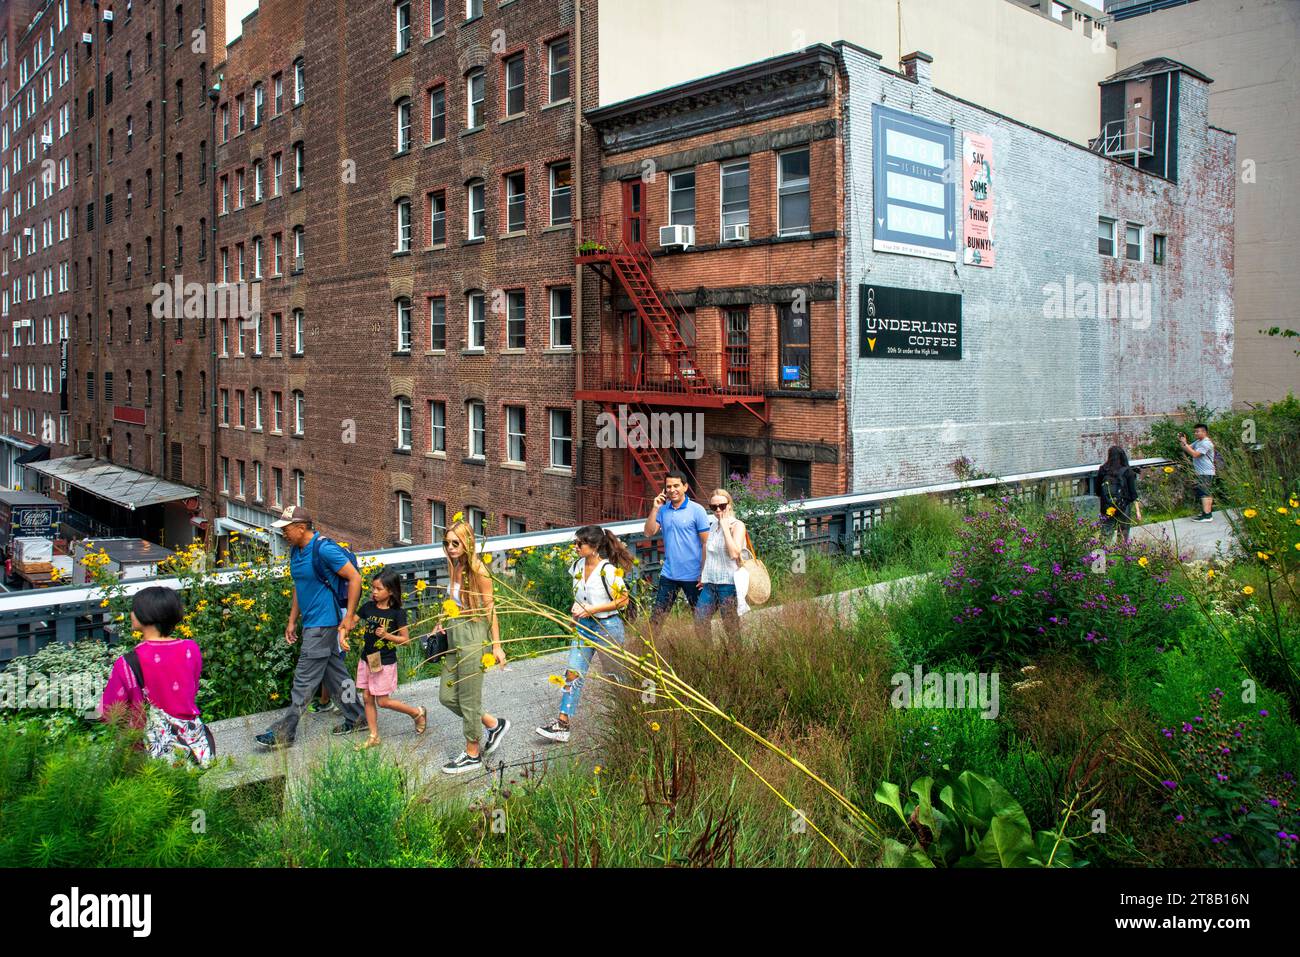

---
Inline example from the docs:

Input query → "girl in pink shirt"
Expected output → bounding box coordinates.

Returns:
[99,586,212,766]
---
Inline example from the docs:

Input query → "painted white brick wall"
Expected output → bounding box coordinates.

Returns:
[841,45,1234,492]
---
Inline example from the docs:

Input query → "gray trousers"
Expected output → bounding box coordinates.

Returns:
[268,626,364,742]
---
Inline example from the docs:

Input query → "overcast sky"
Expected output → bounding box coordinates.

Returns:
[226,0,259,45]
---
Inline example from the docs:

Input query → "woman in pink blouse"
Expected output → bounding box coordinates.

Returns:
[98,586,204,736]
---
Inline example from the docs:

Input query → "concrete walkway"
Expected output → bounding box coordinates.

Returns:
[1130,510,1241,561]
[204,572,929,796]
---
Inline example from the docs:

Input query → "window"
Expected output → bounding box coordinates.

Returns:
[505,171,525,232]
[293,309,305,353]
[1098,217,1116,257]
[1153,233,1167,266]
[294,142,304,189]
[293,58,305,105]
[396,491,413,542]
[273,152,282,195]
[431,501,447,542]
[721,159,750,236]
[238,460,246,498]
[669,169,696,227]
[253,83,263,125]
[466,0,483,21]
[1125,222,1143,262]
[778,148,811,235]
[293,226,304,270]
[468,508,486,537]
[273,73,283,114]
[395,1,412,53]
[428,296,447,350]
[273,467,283,506]
[253,161,263,201]
[252,236,263,279]
[778,303,810,390]
[467,180,485,239]
[396,97,412,152]
[220,102,229,141]
[428,86,446,142]
[506,290,526,348]
[547,37,570,103]
[467,291,485,349]
[396,298,412,351]
[467,400,485,457]
[549,409,572,469]
[200,371,207,413]
[549,287,572,348]
[396,396,412,449]
[221,457,230,492]
[252,388,263,429]
[430,400,446,452]
[505,406,525,463]
[175,371,184,410]
[293,390,305,435]
[429,190,446,245]
[237,389,246,427]
[254,461,264,501]
[272,391,283,432]
[779,459,812,499]
[504,54,525,117]
[430,0,446,36]
[466,69,485,129]
[723,452,751,484]
[294,469,305,506]
[395,197,412,252]
[237,94,246,133]
[549,163,571,225]
[273,234,283,274]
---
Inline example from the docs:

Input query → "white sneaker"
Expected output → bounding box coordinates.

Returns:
[535,720,571,743]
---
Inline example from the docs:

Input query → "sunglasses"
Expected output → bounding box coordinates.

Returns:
[709,503,728,511]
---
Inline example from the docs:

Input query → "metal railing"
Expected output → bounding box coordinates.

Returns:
[1099,116,1154,158]
[577,350,772,399]
[0,458,1167,663]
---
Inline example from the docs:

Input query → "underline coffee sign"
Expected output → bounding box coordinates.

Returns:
[859,284,962,361]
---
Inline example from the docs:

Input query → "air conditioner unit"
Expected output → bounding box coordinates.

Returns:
[723,223,749,242]
[76,439,91,453]
[659,224,695,250]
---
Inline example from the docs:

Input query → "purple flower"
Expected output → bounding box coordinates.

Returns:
[1162,780,1177,791]
[1267,799,1280,808]
[1260,709,1269,717]
[1174,814,1184,823]
[1182,723,1193,733]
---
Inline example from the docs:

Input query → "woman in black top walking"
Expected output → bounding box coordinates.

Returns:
[1096,446,1141,544]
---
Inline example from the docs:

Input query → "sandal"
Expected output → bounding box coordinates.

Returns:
[355,734,382,751]
[414,706,428,735]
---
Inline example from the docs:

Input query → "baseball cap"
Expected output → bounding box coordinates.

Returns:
[271,505,313,528]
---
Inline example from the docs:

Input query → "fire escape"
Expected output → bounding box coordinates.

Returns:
[575,219,768,520]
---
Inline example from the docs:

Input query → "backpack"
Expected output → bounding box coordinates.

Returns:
[122,648,215,769]
[1099,470,1131,513]
[307,534,360,623]
[571,558,617,603]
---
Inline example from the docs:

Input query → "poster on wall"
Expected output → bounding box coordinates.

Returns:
[871,104,957,262]
[859,284,962,361]
[963,133,995,267]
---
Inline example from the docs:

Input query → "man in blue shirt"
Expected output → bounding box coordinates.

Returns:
[644,471,710,625]
[256,506,366,748]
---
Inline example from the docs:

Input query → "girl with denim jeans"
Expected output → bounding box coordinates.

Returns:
[536,526,634,743]
[695,488,746,641]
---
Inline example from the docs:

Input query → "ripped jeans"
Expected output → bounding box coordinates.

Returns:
[559,615,626,719]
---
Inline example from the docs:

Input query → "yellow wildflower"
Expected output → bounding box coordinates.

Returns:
[441,599,460,618]
[1162,466,1175,474]
[1242,585,1255,596]
[1257,552,1271,561]
[452,511,464,523]
[1291,498,1300,508]
[1277,507,1289,515]
[649,722,660,732]
[100,599,110,608]
[614,567,625,577]
[1138,556,1149,567]
[1106,506,1116,517]
[593,766,602,775]
[548,674,565,687]
[1243,509,1258,519]
[1207,569,1215,579]
[270,692,280,701]
[415,580,428,593]
[481,653,496,670]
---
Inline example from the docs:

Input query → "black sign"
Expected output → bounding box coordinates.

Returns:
[859,284,962,361]
[59,338,68,413]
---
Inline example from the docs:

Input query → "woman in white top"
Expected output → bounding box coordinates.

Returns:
[695,488,746,641]
[536,525,633,743]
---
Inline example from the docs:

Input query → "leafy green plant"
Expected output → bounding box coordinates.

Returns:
[874,770,1084,867]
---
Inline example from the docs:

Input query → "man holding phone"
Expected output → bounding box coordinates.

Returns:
[644,471,710,625]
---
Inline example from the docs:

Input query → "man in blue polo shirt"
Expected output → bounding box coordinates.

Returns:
[644,471,710,625]
[256,506,366,748]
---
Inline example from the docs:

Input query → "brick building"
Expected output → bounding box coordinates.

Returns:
[1,0,75,487]
[576,46,849,519]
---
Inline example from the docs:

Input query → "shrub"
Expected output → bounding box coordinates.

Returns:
[1158,690,1298,867]
[861,493,960,572]
[0,720,229,867]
